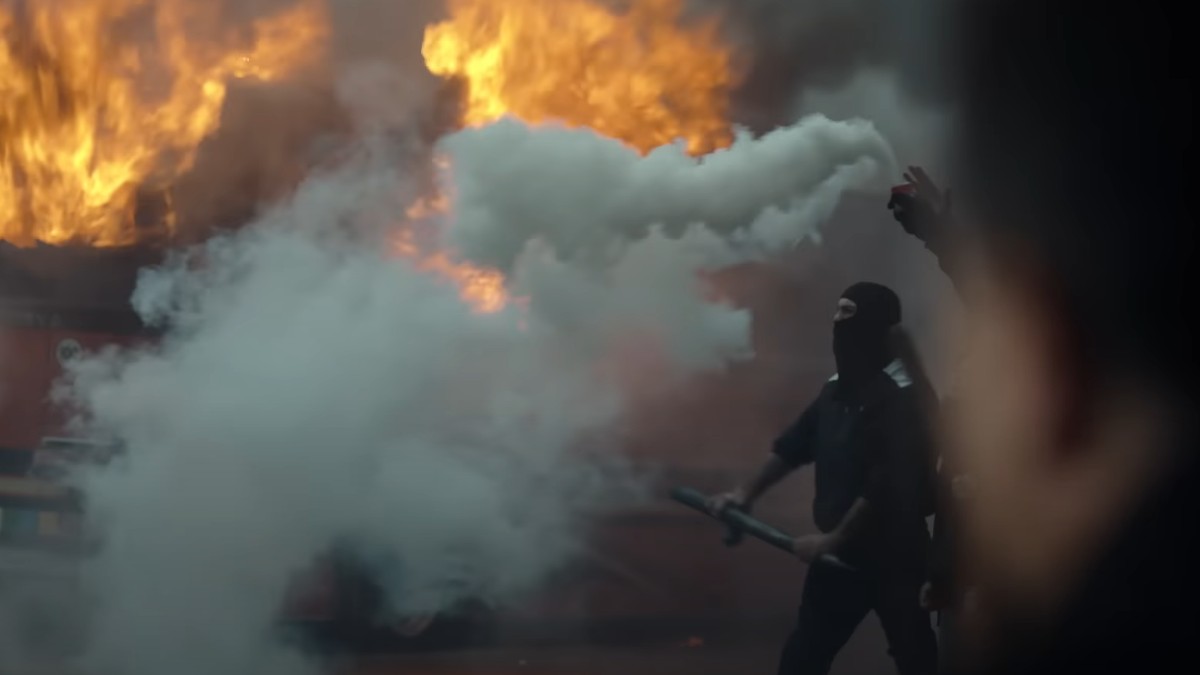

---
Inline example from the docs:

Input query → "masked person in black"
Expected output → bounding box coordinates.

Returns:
[711,283,938,675]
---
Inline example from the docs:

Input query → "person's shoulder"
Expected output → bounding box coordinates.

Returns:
[863,360,927,410]
[801,376,839,409]
[826,363,915,397]
[883,359,915,390]
[810,367,840,392]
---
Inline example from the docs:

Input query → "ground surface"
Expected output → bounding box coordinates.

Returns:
[5,628,892,675]
[341,625,890,675]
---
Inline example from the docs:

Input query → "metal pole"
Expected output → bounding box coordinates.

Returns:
[669,486,855,572]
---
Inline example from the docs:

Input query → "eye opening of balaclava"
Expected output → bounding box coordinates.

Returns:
[833,282,902,392]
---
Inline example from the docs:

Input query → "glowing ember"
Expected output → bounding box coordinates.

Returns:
[1,0,326,247]
[422,0,735,154]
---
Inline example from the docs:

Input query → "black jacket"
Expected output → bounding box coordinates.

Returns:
[928,461,959,601]
[773,360,937,573]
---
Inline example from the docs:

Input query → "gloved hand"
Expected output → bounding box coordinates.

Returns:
[888,165,951,243]
[706,489,750,517]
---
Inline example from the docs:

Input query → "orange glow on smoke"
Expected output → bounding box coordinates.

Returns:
[1,0,326,247]
[422,0,735,155]
[398,196,508,315]
[425,253,508,314]
[410,0,739,310]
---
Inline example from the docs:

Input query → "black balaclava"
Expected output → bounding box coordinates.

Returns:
[833,282,902,392]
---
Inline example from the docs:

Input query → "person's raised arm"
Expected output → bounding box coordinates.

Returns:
[888,166,961,291]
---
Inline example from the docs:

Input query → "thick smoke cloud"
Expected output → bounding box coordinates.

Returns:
[439,115,893,371]
[38,105,891,674]
[60,148,638,675]
[443,116,894,270]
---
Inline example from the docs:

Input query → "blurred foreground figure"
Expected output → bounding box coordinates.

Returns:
[945,1,1195,673]
[711,284,938,675]
[888,168,973,672]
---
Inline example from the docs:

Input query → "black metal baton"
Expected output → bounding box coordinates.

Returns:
[670,486,855,572]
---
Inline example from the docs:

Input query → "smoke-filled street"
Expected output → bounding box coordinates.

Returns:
[347,644,784,675]
[2,643,887,675]
[344,633,891,675]
[3,1,945,674]
[6,0,1194,673]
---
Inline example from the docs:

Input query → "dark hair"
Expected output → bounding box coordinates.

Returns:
[953,0,1194,399]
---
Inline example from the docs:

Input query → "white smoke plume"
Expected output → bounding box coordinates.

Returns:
[793,68,950,176]
[443,115,894,269]
[61,153,638,675]
[41,103,891,673]
[438,115,893,372]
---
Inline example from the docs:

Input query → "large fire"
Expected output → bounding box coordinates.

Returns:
[422,0,735,155]
[415,0,737,313]
[0,0,326,247]
[3,0,738,318]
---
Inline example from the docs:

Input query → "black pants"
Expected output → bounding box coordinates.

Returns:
[936,608,964,675]
[778,559,938,675]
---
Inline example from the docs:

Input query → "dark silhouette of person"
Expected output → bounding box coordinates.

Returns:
[711,283,938,675]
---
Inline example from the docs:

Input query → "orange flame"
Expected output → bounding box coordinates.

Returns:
[424,252,509,314]
[394,222,509,315]
[1,0,327,247]
[412,0,737,310]
[422,0,735,154]
[395,158,511,315]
